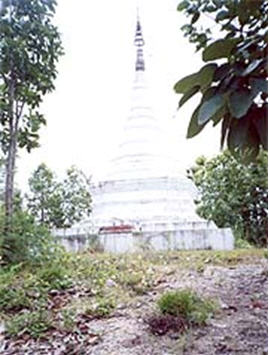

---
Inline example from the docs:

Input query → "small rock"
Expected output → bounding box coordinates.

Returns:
[106,279,117,287]
[116,303,126,310]
[210,320,227,329]
[49,289,59,296]
[220,302,229,309]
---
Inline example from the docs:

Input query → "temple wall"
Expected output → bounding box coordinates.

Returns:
[53,228,234,253]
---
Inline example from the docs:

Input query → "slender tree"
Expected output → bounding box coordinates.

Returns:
[27,163,59,225]
[0,0,63,221]
[60,166,92,228]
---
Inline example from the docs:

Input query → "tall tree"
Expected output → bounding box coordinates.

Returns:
[175,0,267,161]
[0,0,63,221]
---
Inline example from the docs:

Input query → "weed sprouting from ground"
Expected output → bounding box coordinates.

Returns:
[145,289,217,336]
[158,289,216,325]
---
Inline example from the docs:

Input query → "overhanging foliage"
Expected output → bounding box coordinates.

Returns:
[175,0,267,161]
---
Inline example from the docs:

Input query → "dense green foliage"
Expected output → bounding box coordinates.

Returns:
[26,164,92,228]
[60,166,92,228]
[0,208,63,265]
[0,0,63,217]
[26,163,57,225]
[158,289,215,325]
[188,150,268,246]
[175,0,267,161]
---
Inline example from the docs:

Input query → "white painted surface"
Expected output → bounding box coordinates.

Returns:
[54,228,234,253]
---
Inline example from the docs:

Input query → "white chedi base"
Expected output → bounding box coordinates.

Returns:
[90,176,234,252]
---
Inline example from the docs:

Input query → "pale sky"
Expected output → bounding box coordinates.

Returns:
[17,0,221,191]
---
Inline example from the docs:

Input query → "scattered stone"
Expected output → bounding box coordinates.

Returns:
[105,279,117,287]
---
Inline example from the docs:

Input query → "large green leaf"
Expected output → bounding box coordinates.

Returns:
[174,73,199,94]
[227,113,260,161]
[212,105,227,126]
[198,94,225,125]
[174,64,217,94]
[202,38,240,62]
[216,10,230,22]
[187,105,207,138]
[228,89,253,118]
[199,63,218,90]
[191,12,200,24]
[177,0,189,11]
[227,117,249,151]
[178,85,200,107]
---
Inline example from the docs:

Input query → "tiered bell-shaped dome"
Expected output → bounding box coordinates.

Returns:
[90,14,234,251]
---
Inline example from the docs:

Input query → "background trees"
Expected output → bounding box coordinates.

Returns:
[0,0,63,219]
[27,164,92,229]
[175,0,267,161]
[188,150,267,246]
[27,163,57,226]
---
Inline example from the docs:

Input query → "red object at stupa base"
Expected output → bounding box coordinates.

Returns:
[99,225,134,234]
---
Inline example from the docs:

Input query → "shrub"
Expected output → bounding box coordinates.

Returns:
[36,263,72,290]
[188,151,268,247]
[0,210,64,265]
[157,289,215,326]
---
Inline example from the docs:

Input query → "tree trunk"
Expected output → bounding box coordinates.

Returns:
[4,74,17,225]
[5,133,17,222]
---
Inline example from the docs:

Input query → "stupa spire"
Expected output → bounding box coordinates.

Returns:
[134,10,145,71]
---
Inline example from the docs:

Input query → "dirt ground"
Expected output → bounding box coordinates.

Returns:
[1,254,267,355]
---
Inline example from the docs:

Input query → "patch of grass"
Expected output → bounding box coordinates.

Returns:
[6,310,53,338]
[120,271,154,295]
[0,287,31,312]
[123,272,143,287]
[157,289,216,326]
[59,308,77,331]
[36,263,73,290]
[85,296,116,318]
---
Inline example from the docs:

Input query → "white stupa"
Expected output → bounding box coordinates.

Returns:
[90,16,234,252]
